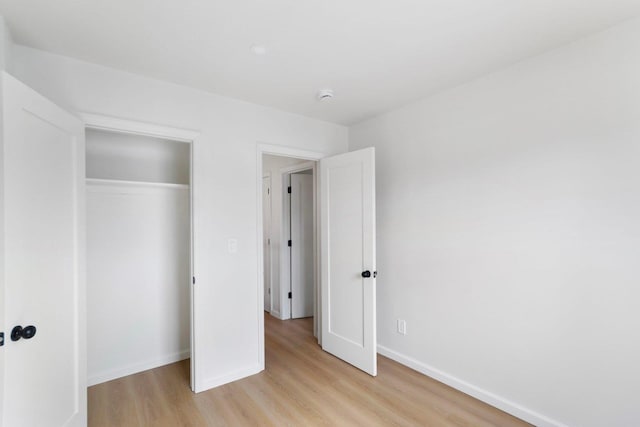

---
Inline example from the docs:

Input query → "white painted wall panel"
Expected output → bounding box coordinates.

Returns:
[87,181,190,385]
[350,18,640,427]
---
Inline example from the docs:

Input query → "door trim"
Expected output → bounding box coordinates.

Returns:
[79,112,200,391]
[79,113,200,142]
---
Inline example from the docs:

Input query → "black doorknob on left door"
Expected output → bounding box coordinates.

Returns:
[362,270,371,278]
[10,325,37,342]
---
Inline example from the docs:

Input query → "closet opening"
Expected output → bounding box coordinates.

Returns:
[85,126,194,390]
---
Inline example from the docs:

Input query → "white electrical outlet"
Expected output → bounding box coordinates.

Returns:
[227,238,238,254]
[397,319,407,335]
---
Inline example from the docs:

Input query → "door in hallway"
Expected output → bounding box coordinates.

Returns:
[290,172,314,319]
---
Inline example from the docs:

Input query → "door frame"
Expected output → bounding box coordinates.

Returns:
[280,162,315,322]
[256,144,325,369]
[79,113,200,391]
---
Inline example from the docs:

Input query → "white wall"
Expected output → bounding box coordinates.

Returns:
[350,18,640,427]
[86,128,190,184]
[0,16,12,72]
[86,181,190,385]
[86,130,191,385]
[11,45,348,392]
[262,154,309,319]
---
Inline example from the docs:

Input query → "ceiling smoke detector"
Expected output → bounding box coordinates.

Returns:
[250,45,267,55]
[317,89,334,101]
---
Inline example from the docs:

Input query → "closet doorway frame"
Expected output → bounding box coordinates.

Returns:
[80,113,200,391]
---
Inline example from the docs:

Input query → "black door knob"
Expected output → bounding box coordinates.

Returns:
[23,325,37,339]
[10,325,37,342]
[362,270,371,278]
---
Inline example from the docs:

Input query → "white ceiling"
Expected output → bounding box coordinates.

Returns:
[1,0,639,124]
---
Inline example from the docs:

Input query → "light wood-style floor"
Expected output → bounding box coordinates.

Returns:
[89,314,531,426]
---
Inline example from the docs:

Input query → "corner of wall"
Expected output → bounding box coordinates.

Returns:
[377,345,567,427]
[0,16,14,73]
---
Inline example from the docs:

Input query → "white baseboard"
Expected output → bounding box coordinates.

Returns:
[195,364,263,393]
[269,310,289,321]
[377,345,567,427]
[88,349,190,386]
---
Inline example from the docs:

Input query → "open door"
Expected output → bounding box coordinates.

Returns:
[320,147,376,376]
[290,172,314,319]
[263,176,272,312]
[1,72,86,426]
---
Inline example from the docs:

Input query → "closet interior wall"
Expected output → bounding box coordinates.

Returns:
[85,128,191,386]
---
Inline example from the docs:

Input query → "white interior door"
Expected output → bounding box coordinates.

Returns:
[1,72,86,426]
[320,147,376,376]
[290,173,314,319]
[262,176,272,312]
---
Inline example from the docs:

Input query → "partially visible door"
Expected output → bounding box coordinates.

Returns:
[290,173,314,319]
[262,176,272,312]
[1,72,86,425]
[320,147,376,376]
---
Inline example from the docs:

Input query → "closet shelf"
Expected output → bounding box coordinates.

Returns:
[86,178,189,190]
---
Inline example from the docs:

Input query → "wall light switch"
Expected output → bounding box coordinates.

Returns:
[227,238,238,254]
[397,319,407,335]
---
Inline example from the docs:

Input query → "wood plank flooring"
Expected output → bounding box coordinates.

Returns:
[88,314,531,426]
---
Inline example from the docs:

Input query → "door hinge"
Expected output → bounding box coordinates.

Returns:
[287,186,291,194]
[267,188,270,195]
[192,276,196,285]
[288,240,292,247]
[288,291,292,299]
[268,238,270,245]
